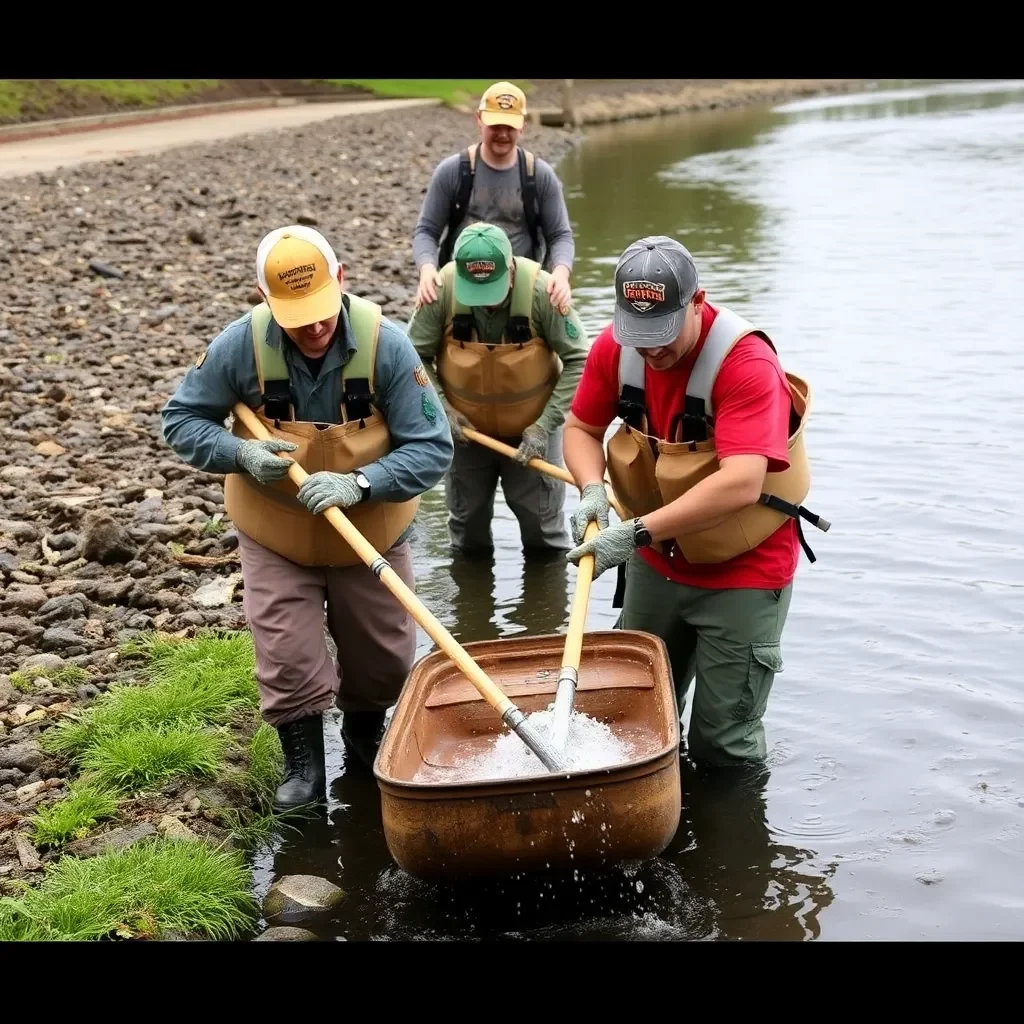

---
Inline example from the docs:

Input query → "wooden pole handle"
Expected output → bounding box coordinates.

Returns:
[561,519,599,673]
[232,403,516,718]
[462,427,629,521]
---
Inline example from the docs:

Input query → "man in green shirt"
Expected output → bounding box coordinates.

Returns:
[406,222,590,553]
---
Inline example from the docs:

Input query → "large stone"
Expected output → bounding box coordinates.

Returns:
[2,585,47,613]
[157,814,201,842]
[263,875,345,925]
[0,743,45,773]
[19,652,65,675]
[81,511,137,565]
[0,518,38,542]
[66,822,158,859]
[0,616,43,640]
[254,926,320,942]
[0,676,16,710]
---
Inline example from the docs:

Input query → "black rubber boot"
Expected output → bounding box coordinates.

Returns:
[273,713,326,812]
[340,710,386,772]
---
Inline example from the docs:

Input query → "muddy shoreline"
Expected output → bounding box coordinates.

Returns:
[522,78,869,125]
[0,79,868,929]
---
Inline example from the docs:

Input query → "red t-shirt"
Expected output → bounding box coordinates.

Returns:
[570,301,799,590]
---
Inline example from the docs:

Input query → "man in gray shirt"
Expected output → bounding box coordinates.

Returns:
[161,224,453,811]
[412,81,576,314]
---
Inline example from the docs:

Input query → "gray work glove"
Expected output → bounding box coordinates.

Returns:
[235,438,298,485]
[566,518,638,581]
[569,482,611,546]
[296,471,363,516]
[444,402,474,445]
[512,422,548,466]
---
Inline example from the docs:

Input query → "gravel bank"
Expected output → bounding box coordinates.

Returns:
[0,103,574,886]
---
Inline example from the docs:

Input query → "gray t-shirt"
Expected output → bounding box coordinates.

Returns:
[412,148,575,273]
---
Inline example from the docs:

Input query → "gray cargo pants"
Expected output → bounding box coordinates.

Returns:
[444,426,571,553]
[237,528,417,727]
[618,553,793,767]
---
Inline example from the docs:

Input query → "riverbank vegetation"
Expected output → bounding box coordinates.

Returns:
[0,79,526,124]
[0,630,285,941]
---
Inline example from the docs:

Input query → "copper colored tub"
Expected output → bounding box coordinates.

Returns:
[374,629,682,880]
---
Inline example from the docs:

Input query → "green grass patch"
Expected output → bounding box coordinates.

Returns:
[311,79,530,107]
[42,630,258,760]
[77,726,228,792]
[11,630,287,940]
[0,838,259,941]
[9,673,32,693]
[0,79,221,121]
[29,781,119,850]
[242,722,284,808]
[9,664,88,693]
[34,629,282,842]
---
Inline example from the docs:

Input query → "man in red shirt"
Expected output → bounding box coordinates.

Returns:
[563,236,828,767]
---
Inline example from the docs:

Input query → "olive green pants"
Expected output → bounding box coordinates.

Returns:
[617,553,792,766]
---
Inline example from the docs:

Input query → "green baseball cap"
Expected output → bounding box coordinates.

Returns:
[453,223,513,306]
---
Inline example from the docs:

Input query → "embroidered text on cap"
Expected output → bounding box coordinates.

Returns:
[622,280,665,313]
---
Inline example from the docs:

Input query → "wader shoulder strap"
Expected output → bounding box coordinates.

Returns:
[616,346,647,429]
[251,303,292,421]
[673,307,770,441]
[507,256,541,343]
[517,147,541,257]
[340,293,382,422]
[689,307,771,418]
[444,262,476,343]
[439,145,478,268]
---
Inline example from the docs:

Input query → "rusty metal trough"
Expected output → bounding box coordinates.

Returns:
[374,629,682,880]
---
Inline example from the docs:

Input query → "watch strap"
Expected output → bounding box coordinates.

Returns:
[632,517,652,547]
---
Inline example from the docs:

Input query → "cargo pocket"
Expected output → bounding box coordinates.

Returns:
[733,642,784,722]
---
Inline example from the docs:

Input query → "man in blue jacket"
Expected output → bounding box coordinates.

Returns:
[161,224,453,811]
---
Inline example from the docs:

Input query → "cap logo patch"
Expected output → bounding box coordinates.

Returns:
[278,262,318,295]
[495,94,517,110]
[622,279,664,313]
[465,259,496,279]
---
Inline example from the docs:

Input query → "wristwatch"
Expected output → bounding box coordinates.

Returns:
[354,472,371,502]
[632,517,652,547]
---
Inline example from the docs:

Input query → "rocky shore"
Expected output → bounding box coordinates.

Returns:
[0,102,579,921]
[0,79,867,935]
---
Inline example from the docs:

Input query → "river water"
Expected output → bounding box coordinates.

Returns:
[253,79,1024,941]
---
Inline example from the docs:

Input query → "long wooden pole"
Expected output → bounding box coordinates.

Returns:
[231,403,569,773]
[463,427,628,521]
[550,519,599,750]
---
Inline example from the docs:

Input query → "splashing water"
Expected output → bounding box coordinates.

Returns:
[413,707,636,783]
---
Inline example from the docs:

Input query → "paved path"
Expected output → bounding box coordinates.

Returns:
[0,98,440,179]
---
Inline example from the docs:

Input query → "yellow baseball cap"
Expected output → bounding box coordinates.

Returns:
[478,82,527,129]
[255,225,342,329]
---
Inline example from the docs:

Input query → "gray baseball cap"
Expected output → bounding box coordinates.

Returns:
[613,236,699,348]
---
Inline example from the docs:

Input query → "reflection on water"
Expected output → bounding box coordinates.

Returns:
[253,79,1024,941]
[254,727,836,941]
[558,103,784,323]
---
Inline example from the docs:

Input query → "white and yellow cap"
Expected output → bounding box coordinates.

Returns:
[478,82,527,129]
[256,225,342,328]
